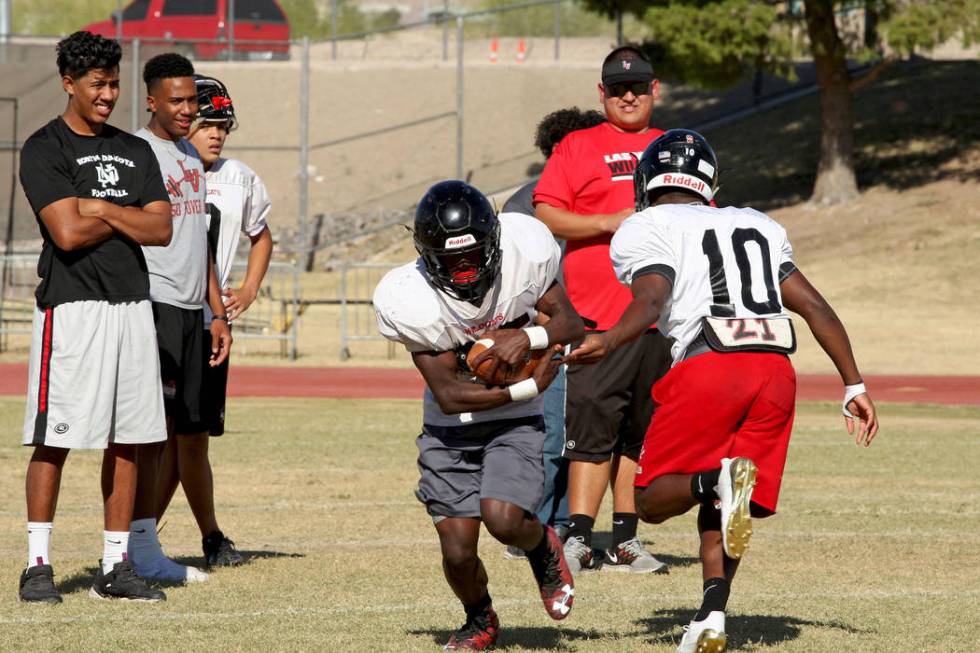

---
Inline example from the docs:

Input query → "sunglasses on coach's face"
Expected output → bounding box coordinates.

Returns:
[604,81,651,98]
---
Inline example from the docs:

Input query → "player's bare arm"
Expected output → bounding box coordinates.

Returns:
[535,202,632,241]
[567,273,671,364]
[780,269,879,446]
[77,198,172,246]
[37,198,115,251]
[414,346,562,415]
[413,349,517,415]
[223,225,272,319]
[468,282,584,378]
[206,249,232,366]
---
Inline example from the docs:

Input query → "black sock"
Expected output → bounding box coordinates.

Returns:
[565,514,595,548]
[524,524,549,559]
[691,468,721,504]
[693,577,730,621]
[464,592,492,619]
[611,512,639,548]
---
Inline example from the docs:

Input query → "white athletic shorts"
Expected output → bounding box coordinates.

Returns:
[22,300,167,449]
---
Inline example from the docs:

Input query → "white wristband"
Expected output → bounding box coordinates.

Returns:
[842,382,866,418]
[523,325,549,350]
[508,378,539,402]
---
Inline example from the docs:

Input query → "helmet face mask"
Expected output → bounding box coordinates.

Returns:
[634,129,719,210]
[193,74,237,131]
[414,181,501,303]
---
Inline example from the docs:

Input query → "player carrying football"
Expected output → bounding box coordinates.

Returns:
[568,130,879,653]
[374,180,584,650]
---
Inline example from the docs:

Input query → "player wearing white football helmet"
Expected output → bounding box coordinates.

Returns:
[569,129,879,653]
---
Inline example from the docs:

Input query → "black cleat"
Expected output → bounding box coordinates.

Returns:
[203,530,244,567]
[90,560,166,602]
[19,564,63,604]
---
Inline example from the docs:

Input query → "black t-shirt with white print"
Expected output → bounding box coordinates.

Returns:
[19,117,169,307]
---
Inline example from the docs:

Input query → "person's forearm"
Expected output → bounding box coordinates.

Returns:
[61,215,115,250]
[604,294,660,351]
[432,380,514,415]
[240,228,273,296]
[798,301,862,385]
[99,203,172,246]
[542,310,584,347]
[206,252,226,316]
[535,203,617,240]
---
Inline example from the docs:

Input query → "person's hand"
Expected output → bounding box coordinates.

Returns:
[530,345,564,392]
[600,208,634,233]
[77,198,106,218]
[209,318,233,366]
[845,393,879,447]
[222,285,258,322]
[565,333,613,364]
[468,328,532,381]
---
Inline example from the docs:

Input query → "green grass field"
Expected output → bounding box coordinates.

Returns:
[0,397,977,652]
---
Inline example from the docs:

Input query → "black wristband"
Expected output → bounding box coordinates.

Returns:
[213,315,229,322]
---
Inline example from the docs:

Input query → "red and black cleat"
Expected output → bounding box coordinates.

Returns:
[443,606,500,651]
[529,526,575,620]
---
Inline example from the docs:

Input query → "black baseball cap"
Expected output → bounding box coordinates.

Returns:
[601,46,654,85]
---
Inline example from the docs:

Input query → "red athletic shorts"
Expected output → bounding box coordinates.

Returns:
[634,351,796,514]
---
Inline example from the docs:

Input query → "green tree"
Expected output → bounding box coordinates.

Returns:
[582,0,978,205]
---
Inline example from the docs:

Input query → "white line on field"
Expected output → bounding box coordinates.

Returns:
[0,588,976,625]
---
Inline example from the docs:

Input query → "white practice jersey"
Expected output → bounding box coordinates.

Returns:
[203,158,272,324]
[374,212,560,427]
[611,203,798,364]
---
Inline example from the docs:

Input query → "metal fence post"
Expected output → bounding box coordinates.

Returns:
[339,263,349,360]
[554,0,560,61]
[442,0,449,62]
[455,15,463,180]
[299,37,310,264]
[131,38,140,133]
[331,0,338,61]
[228,0,236,61]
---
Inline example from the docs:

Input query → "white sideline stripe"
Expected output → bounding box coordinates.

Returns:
[1,588,977,625]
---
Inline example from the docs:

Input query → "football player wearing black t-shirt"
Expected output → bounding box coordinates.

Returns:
[17,31,172,604]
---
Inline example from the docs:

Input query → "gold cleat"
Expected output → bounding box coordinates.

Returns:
[719,457,758,560]
[695,629,727,652]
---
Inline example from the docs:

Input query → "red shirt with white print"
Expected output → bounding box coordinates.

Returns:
[533,122,663,330]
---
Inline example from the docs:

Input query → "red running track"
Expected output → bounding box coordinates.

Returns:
[0,363,977,405]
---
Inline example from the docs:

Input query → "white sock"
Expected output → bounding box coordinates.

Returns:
[27,522,53,568]
[102,530,129,573]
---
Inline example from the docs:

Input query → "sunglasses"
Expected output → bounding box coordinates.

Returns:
[604,81,651,98]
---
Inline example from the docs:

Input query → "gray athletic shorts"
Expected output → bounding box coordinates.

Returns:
[415,416,546,521]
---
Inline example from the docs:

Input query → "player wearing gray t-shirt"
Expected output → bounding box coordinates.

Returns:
[128,54,231,586]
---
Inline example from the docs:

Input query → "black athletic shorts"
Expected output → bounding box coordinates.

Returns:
[200,329,229,436]
[152,303,205,434]
[563,330,673,462]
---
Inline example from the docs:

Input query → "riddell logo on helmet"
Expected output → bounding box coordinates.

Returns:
[444,234,477,249]
[662,174,705,193]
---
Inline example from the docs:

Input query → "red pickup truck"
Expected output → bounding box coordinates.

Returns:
[82,0,291,60]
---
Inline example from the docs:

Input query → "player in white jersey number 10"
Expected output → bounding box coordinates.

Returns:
[567,129,879,653]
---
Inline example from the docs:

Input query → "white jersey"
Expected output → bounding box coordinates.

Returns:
[611,204,797,364]
[202,158,272,324]
[374,212,560,427]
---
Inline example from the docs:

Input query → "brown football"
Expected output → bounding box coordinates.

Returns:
[466,336,548,386]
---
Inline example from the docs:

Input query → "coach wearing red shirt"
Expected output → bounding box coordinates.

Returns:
[533,46,672,574]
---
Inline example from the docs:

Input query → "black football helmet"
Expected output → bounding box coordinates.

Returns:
[414,180,501,302]
[634,128,718,210]
[194,74,237,131]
